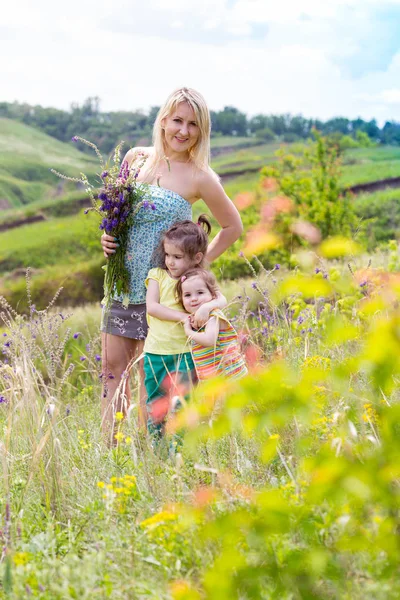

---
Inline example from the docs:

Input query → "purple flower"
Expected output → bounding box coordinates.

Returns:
[80,356,86,362]
[71,136,79,142]
[143,201,149,209]
[274,264,280,270]
[151,203,156,210]
[86,343,91,352]
[73,332,81,339]
[239,251,244,258]
[323,273,328,279]
[315,268,321,274]
[360,280,367,288]
[4,341,11,347]
[98,192,108,201]
[308,327,312,333]
[95,354,101,362]
[108,373,115,380]
[84,209,89,215]
[297,316,304,324]
[2,333,7,337]
[101,171,109,178]
[0,396,7,404]
[66,405,71,416]
[251,282,258,289]
[30,305,36,314]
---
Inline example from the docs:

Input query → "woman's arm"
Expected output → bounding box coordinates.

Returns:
[146,279,187,322]
[184,316,219,347]
[196,169,243,263]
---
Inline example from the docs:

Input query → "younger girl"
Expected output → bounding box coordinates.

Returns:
[144,217,226,431]
[176,268,248,381]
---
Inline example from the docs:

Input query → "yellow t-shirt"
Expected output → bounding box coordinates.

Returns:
[143,268,190,355]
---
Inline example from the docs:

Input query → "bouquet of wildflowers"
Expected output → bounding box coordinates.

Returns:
[52,137,150,309]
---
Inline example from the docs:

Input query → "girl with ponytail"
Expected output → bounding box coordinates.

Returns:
[144,216,226,433]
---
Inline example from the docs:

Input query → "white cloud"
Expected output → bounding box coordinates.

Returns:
[1,0,400,124]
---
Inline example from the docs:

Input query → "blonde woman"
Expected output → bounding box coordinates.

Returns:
[100,87,243,438]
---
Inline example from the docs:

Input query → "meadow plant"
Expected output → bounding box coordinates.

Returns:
[0,246,400,597]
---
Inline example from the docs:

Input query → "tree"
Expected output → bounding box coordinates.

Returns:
[262,130,358,241]
[212,106,248,136]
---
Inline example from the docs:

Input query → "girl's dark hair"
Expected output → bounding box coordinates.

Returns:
[155,214,211,269]
[175,267,219,305]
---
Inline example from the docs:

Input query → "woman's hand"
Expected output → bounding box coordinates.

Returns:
[101,233,119,258]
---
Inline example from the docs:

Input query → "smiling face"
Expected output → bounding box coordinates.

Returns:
[181,275,215,313]
[164,241,202,279]
[162,102,200,158]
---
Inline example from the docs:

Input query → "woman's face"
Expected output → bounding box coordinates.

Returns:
[162,102,200,157]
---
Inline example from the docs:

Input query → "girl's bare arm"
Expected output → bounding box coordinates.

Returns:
[146,279,187,322]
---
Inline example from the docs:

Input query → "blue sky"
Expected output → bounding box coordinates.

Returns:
[2,0,400,123]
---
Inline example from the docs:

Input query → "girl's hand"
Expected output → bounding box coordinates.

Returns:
[101,233,119,257]
[183,316,194,337]
[192,304,211,329]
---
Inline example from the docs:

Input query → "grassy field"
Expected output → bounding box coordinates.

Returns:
[340,159,400,187]
[1,124,400,310]
[0,119,98,208]
[212,142,282,174]
[0,255,399,598]
[210,135,261,149]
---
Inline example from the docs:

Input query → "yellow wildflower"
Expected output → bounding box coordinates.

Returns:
[13,552,29,566]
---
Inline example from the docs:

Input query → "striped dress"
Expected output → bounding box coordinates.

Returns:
[191,310,248,381]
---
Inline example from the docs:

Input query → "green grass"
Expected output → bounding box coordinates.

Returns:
[0,258,399,598]
[0,212,100,273]
[353,187,400,247]
[343,145,400,163]
[212,143,283,174]
[211,135,261,149]
[340,159,400,187]
[0,118,98,207]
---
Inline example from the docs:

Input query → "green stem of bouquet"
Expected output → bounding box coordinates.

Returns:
[102,197,148,310]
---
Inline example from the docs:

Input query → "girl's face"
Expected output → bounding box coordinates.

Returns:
[181,276,214,313]
[162,102,200,157]
[164,241,202,279]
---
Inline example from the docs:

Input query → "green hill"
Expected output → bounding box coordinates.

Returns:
[0,118,98,208]
[2,123,400,311]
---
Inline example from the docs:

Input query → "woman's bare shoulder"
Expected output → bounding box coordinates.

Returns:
[194,165,222,195]
[194,165,220,186]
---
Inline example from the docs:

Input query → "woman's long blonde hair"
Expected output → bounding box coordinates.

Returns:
[152,87,211,171]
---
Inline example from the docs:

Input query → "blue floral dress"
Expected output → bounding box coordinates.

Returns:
[102,185,192,339]
[118,184,192,304]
